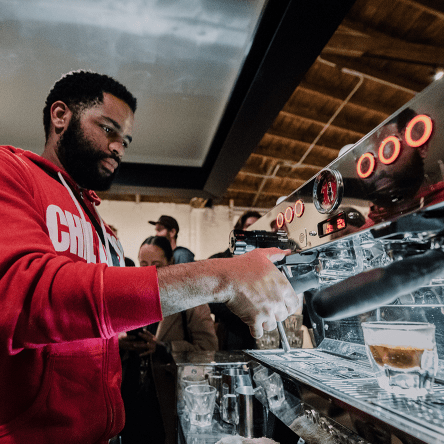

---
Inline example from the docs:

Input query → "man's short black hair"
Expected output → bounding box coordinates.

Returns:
[43,70,137,140]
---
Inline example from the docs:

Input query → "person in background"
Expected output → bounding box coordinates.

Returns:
[209,210,262,259]
[0,69,300,443]
[108,224,136,267]
[119,236,218,444]
[149,215,195,263]
[124,257,136,267]
[208,210,262,350]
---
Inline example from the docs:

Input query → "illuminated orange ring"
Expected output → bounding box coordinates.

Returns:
[378,136,401,165]
[405,114,433,147]
[357,153,376,179]
[276,212,285,229]
[295,200,304,218]
[284,206,294,223]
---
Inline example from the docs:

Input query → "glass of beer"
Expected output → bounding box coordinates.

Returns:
[361,321,438,397]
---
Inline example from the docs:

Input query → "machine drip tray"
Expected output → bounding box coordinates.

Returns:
[246,347,444,443]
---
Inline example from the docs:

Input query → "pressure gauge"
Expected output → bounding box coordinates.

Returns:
[313,169,343,214]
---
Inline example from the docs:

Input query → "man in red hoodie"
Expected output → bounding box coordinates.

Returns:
[0,70,299,443]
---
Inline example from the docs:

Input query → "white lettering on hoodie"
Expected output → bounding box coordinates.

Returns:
[46,204,97,263]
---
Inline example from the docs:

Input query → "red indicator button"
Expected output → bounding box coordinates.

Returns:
[276,212,285,229]
[284,206,294,223]
[357,152,376,178]
[295,200,304,218]
[378,136,401,164]
[405,114,433,147]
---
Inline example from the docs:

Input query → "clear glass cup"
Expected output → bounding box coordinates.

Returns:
[252,369,285,409]
[182,374,208,387]
[361,321,438,398]
[180,374,208,411]
[184,385,217,427]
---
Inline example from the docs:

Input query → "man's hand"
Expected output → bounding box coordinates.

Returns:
[157,247,302,339]
[225,248,302,338]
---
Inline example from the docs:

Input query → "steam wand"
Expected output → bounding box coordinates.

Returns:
[277,321,291,353]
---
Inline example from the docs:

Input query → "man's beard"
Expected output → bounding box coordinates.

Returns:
[57,115,120,191]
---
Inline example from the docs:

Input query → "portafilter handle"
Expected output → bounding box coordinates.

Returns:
[310,249,444,321]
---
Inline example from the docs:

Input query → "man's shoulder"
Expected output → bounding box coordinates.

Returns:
[0,145,24,161]
[0,145,38,176]
[0,146,47,171]
[173,246,195,263]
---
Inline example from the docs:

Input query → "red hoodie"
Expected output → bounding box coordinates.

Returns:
[0,146,163,443]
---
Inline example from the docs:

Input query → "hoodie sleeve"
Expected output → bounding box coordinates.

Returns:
[0,147,162,353]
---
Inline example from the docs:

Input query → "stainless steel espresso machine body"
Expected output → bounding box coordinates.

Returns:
[231,78,444,443]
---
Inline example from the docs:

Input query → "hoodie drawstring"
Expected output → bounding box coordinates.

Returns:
[58,172,113,266]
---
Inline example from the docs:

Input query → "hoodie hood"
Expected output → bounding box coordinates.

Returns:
[9,146,102,206]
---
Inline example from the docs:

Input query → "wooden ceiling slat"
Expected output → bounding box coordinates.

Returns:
[297,79,414,116]
[273,110,366,141]
[244,153,323,176]
[257,134,340,160]
[325,30,444,66]
[319,53,428,92]
[397,0,444,19]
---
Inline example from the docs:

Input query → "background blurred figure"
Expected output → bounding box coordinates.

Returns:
[149,215,195,263]
[124,257,136,267]
[108,224,136,266]
[208,210,261,350]
[234,210,262,231]
[209,210,261,259]
[120,236,218,444]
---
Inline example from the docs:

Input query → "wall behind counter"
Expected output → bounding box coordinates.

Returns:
[98,201,261,264]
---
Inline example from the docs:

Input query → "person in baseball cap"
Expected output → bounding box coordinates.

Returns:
[148,215,179,233]
[148,215,195,264]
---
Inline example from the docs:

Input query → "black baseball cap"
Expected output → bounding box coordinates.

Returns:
[148,215,179,233]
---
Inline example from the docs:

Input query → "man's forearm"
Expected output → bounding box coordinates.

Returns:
[157,258,233,316]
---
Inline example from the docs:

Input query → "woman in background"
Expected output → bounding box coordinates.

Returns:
[119,236,218,444]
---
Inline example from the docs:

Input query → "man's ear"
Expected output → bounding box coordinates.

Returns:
[170,228,177,239]
[50,101,72,135]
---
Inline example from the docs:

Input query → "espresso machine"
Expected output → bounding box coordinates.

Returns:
[230,77,444,443]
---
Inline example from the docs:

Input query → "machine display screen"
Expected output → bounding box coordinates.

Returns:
[318,212,347,238]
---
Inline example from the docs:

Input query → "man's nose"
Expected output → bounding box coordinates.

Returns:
[109,141,124,160]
